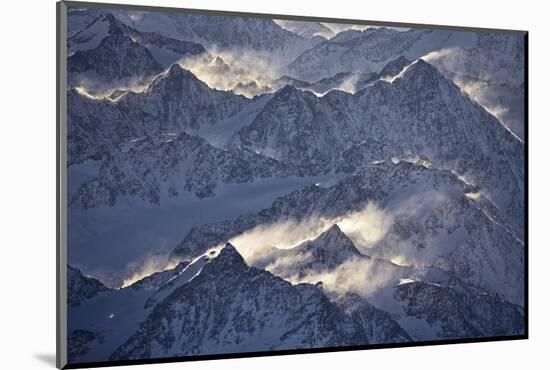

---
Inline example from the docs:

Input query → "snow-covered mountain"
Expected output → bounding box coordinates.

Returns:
[172,160,523,305]
[232,59,524,237]
[424,33,525,138]
[67,251,218,362]
[67,64,249,166]
[68,233,523,363]
[393,279,524,339]
[201,55,408,98]
[65,7,525,364]
[285,27,476,81]
[68,245,412,363]
[266,227,523,340]
[68,14,209,94]
[231,85,350,174]
[67,8,107,37]
[70,131,296,208]
[285,27,525,138]
[68,32,164,93]
[68,265,111,307]
[239,55,408,96]
[254,224,366,277]
[273,19,336,39]
[109,244,410,360]
[113,10,321,72]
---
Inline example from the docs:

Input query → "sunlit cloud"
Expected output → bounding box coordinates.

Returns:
[229,217,336,265]
[120,252,180,288]
[337,203,394,249]
[228,202,394,269]
[177,48,284,97]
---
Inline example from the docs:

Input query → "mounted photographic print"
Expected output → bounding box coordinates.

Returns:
[56,1,528,368]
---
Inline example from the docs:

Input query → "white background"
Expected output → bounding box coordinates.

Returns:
[0,0,547,368]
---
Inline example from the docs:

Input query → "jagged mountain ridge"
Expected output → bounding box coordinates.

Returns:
[70,131,297,208]
[65,8,525,363]
[68,33,164,91]
[68,265,111,307]
[229,56,407,98]
[232,59,524,237]
[285,27,525,138]
[425,33,525,138]
[115,10,321,71]
[68,58,409,206]
[68,245,410,363]
[68,235,522,363]
[259,221,524,339]
[172,161,523,305]
[285,27,476,81]
[109,244,410,360]
[68,54,528,306]
[67,63,249,166]
[273,20,336,39]
[394,280,524,339]
[253,224,366,277]
[68,14,209,93]
[67,251,219,362]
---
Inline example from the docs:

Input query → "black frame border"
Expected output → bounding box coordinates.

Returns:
[56,1,529,369]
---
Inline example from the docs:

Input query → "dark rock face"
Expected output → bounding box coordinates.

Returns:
[67,265,110,307]
[68,330,101,360]
[334,293,411,344]
[394,281,524,339]
[378,56,412,78]
[68,33,164,81]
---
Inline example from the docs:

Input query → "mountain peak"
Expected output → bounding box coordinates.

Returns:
[321,224,344,239]
[89,13,128,36]
[272,84,314,103]
[403,59,439,76]
[276,84,299,96]
[67,265,110,306]
[147,64,204,92]
[95,13,117,23]
[215,243,248,267]
[318,225,358,250]
[167,63,192,77]
[197,243,248,278]
[379,56,412,78]
[393,58,447,88]
[302,224,362,257]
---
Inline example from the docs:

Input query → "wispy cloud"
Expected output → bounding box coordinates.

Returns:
[337,203,394,249]
[229,203,394,268]
[121,252,180,288]
[288,256,407,298]
[177,49,281,97]
[229,217,335,265]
